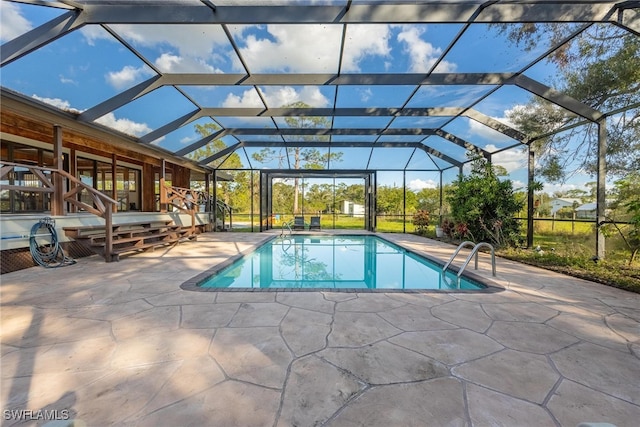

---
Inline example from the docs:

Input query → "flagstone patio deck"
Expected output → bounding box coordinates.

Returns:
[1,231,639,426]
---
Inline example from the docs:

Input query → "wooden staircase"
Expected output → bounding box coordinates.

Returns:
[2,161,206,263]
[64,220,197,262]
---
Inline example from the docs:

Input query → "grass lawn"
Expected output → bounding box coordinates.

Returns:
[499,229,640,293]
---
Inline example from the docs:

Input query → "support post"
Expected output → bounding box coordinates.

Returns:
[160,159,167,212]
[51,125,64,216]
[402,171,406,233]
[69,148,77,213]
[204,172,210,211]
[439,171,443,226]
[250,171,254,232]
[596,118,607,260]
[104,203,113,262]
[527,147,535,248]
[213,171,218,231]
[333,177,336,230]
[111,153,117,213]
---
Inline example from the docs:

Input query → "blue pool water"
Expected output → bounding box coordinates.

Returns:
[197,235,485,290]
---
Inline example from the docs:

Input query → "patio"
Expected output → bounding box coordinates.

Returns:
[1,231,639,426]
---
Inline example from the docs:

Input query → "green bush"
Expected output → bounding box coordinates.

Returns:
[412,210,430,235]
[447,156,524,248]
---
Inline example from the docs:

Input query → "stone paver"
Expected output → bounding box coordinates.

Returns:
[482,301,559,322]
[551,342,640,405]
[487,321,580,354]
[328,311,402,347]
[278,355,365,426]
[466,383,557,427]
[209,327,292,389]
[431,299,493,332]
[452,349,560,404]
[547,379,640,427]
[1,231,638,426]
[330,378,467,427]
[319,340,448,385]
[280,307,332,356]
[389,329,504,365]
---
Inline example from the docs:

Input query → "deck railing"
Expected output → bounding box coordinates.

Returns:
[1,161,118,260]
[161,183,210,233]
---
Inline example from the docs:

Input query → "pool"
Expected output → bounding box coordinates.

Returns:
[194,235,486,291]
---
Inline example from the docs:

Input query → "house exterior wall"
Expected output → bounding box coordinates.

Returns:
[1,100,207,215]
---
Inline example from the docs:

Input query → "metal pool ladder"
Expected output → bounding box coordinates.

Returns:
[443,241,496,278]
[280,220,292,238]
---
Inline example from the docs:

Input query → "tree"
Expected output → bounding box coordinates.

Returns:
[498,24,639,182]
[272,181,295,214]
[251,101,342,213]
[187,122,249,210]
[447,156,524,247]
[604,172,640,265]
[415,187,441,214]
[305,183,334,213]
[335,183,365,206]
[376,186,405,215]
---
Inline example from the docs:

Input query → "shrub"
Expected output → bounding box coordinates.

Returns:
[446,156,524,247]
[412,209,430,235]
[442,219,456,238]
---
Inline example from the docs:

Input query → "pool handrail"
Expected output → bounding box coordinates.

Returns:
[442,241,476,273]
[457,242,496,278]
[281,220,292,238]
[443,241,496,278]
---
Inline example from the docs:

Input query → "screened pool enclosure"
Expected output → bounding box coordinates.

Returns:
[2,1,638,259]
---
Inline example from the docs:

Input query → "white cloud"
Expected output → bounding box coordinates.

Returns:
[358,88,373,103]
[114,25,228,59]
[408,178,437,191]
[79,25,112,46]
[511,180,526,190]
[487,144,527,173]
[234,25,342,72]
[82,24,229,75]
[154,53,182,72]
[222,88,263,108]
[154,52,223,74]
[397,25,456,73]
[223,86,329,108]
[180,136,197,144]
[342,24,391,72]
[0,2,32,42]
[59,75,76,85]
[95,113,152,137]
[543,182,588,194]
[106,65,154,90]
[32,95,69,110]
[469,119,515,143]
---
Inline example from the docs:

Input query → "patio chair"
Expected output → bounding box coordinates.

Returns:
[292,216,306,230]
[309,216,321,230]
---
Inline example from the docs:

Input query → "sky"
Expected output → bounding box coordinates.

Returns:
[0,1,600,194]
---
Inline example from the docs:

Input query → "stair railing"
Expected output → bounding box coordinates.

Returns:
[1,161,118,261]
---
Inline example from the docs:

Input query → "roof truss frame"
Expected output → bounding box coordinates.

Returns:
[2,0,634,173]
[199,140,464,170]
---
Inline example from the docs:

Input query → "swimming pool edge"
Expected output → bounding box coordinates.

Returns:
[180,232,505,293]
